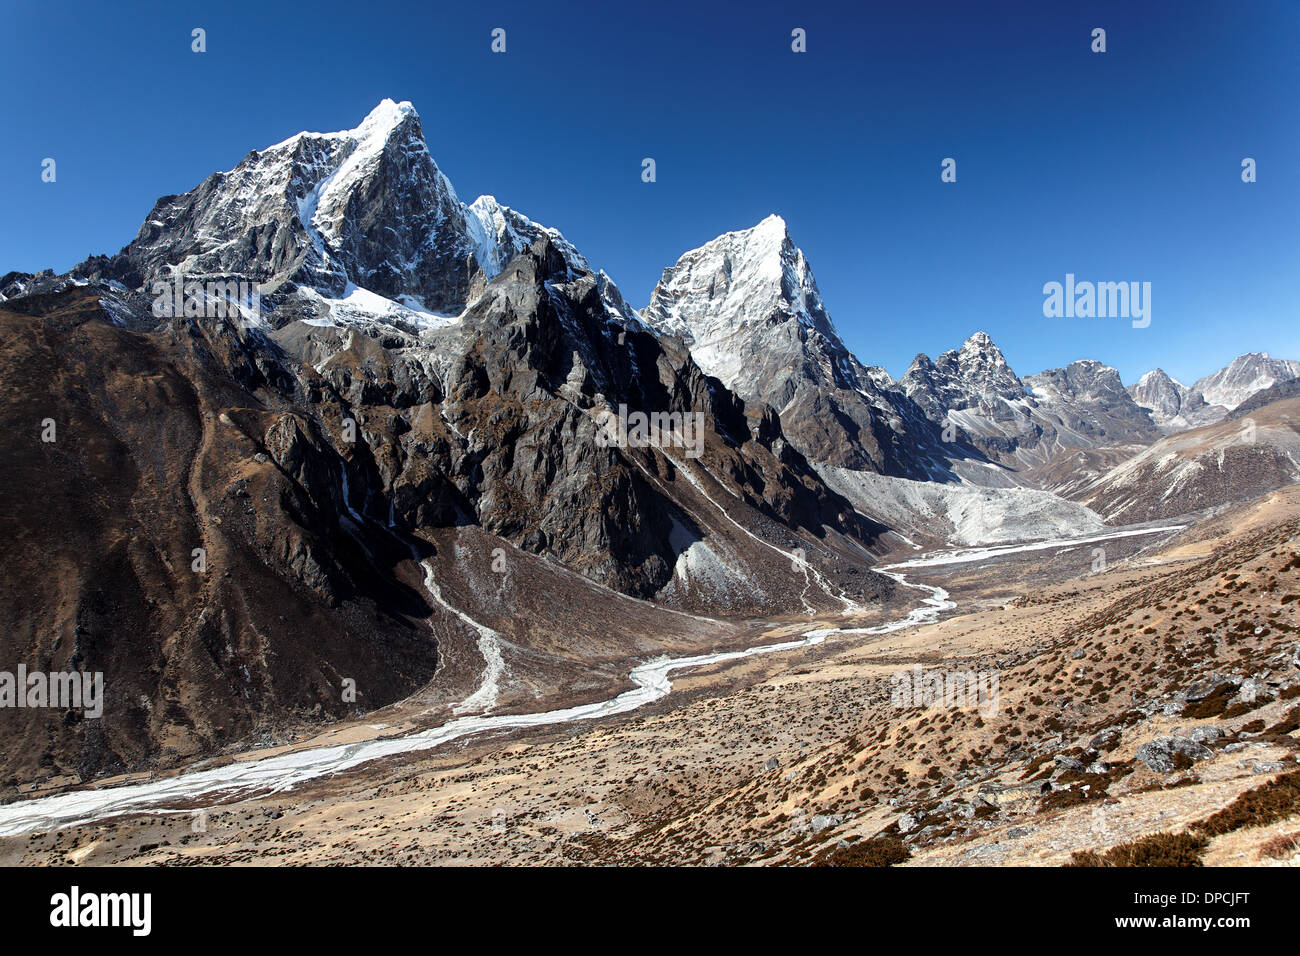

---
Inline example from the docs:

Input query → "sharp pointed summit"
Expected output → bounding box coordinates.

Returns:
[899,331,1024,424]
[642,217,952,477]
[641,213,845,355]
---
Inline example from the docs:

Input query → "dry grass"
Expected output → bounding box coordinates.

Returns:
[1258,831,1300,860]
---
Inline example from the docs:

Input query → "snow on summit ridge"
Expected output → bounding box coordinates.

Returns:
[639,215,953,478]
[264,98,421,154]
[109,98,602,324]
[640,213,845,355]
[1127,366,1225,432]
[1193,352,1300,410]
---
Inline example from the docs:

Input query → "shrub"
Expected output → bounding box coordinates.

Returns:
[1067,831,1208,867]
[820,836,911,867]
[1041,786,1095,811]
[1258,832,1300,860]
[1265,706,1300,736]
[1222,702,1259,719]
[1184,685,1235,719]
[1193,769,1300,836]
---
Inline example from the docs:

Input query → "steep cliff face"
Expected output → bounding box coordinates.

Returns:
[107,100,478,312]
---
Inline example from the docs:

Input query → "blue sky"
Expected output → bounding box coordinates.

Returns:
[2,0,1296,384]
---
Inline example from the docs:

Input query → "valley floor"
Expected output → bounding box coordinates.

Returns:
[3,489,1300,866]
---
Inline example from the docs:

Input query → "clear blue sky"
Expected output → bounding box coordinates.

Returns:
[2,0,1296,385]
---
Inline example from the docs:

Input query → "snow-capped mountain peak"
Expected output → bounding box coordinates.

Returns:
[263,98,420,153]
[1126,367,1224,432]
[1193,352,1300,410]
[463,194,589,280]
[900,331,1025,419]
[639,216,948,476]
[641,214,846,362]
[1022,359,1125,405]
[106,100,598,324]
[299,99,452,246]
[1136,368,1183,389]
[954,331,1022,396]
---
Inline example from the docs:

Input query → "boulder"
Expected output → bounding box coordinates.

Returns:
[1134,736,1213,773]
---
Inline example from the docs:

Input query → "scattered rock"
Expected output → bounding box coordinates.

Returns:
[1184,675,1238,701]
[977,783,1040,807]
[810,814,842,832]
[1134,736,1213,773]
[1253,761,1287,775]
[1234,678,1265,704]
[1089,728,1122,752]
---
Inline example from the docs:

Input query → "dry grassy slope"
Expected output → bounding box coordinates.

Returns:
[6,491,1298,866]
[556,488,1300,865]
[1023,445,1147,498]
[804,490,1300,866]
[1074,396,1300,523]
